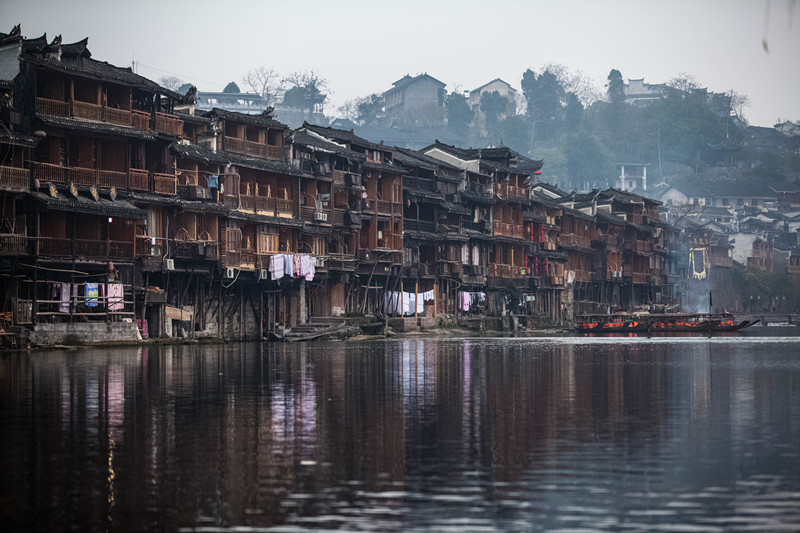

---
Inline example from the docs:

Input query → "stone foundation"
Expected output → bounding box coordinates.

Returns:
[29,322,143,346]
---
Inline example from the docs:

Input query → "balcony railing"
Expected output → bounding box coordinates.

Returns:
[223,136,283,160]
[560,233,591,248]
[493,221,524,237]
[98,170,127,189]
[153,173,177,195]
[0,166,30,190]
[35,97,70,117]
[495,183,528,199]
[132,110,151,130]
[38,237,135,260]
[488,263,525,278]
[129,169,149,191]
[404,219,435,233]
[376,234,403,251]
[35,98,152,130]
[72,100,103,122]
[376,200,402,217]
[154,112,183,136]
[0,234,27,255]
[404,176,435,192]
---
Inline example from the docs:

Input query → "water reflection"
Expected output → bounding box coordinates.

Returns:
[1,337,799,531]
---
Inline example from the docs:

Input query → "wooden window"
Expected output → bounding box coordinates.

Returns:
[259,233,278,254]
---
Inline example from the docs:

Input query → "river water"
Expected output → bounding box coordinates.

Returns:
[2,333,800,532]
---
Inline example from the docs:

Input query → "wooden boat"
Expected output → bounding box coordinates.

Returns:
[576,313,758,335]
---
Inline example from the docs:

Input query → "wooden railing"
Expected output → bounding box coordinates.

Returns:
[35,97,71,117]
[72,100,103,121]
[38,238,134,260]
[488,263,526,279]
[129,169,149,191]
[0,234,26,255]
[376,234,403,251]
[0,166,30,190]
[332,170,346,186]
[132,110,151,130]
[154,112,183,136]
[104,106,132,127]
[98,170,127,189]
[153,173,177,195]
[222,250,241,268]
[598,234,620,246]
[376,200,402,216]
[404,176,435,192]
[493,221,524,237]
[560,233,591,248]
[495,183,528,199]
[223,136,283,160]
[404,219,435,232]
[35,97,157,131]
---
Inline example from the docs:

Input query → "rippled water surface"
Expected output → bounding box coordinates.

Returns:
[2,335,800,531]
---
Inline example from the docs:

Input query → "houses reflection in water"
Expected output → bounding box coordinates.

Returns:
[2,339,799,531]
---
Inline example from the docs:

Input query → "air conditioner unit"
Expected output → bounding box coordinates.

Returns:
[314,212,328,222]
[164,258,175,271]
[225,267,235,279]
[259,268,269,280]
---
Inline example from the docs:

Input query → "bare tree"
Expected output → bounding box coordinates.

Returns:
[541,62,602,106]
[159,76,183,91]
[241,66,282,105]
[727,90,751,120]
[667,72,701,96]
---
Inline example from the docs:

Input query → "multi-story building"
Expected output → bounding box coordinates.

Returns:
[0,25,683,345]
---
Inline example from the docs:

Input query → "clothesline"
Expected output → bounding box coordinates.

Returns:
[383,290,435,316]
[268,253,315,281]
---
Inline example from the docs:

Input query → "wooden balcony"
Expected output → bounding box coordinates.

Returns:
[0,234,27,255]
[0,165,30,190]
[376,234,403,251]
[332,170,346,186]
[404,219,435,233]
[129,169,149,191]
[494,183,528,200]
[404,176,435,193]
[376,200,402,217]
[222,250,241,268]
[154,112,183,136]
[493,221,523,237]
[223,136,283,160]
[598,234,620,247]
[35,97,153,130]
[72,100,103,122]
[132,110,151,130]
[488,263,526,279]
[35,97,70,117]
[38,238,134,261]
[560,233,591,248]
[153,173,177,195]
[98,170,127,189]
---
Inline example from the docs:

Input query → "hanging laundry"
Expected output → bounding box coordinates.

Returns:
[293,254,302,277]
[85,283,99,307]
[59,283,70,313]
[284,254,294,278]
[270,254,285,280]
[207,175,219,189]
[423,290,435,301]
[107,284,124,311]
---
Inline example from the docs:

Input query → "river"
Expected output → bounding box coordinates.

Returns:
[2,332,800,531]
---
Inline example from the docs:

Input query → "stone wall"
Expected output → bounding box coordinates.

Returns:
[29,322,143,345]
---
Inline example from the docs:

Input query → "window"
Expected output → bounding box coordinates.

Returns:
[259,233,278,253]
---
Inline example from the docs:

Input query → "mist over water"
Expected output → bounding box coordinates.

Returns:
[2,337,799,531]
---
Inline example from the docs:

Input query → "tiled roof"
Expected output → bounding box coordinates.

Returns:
[204,108,287,130]
[28,190,145,219]
[0,129,41,147]
[169,142,303,177]
[21,53,185,102]
[37,115,157,140]
[304,122,388,152]
[289,128,365,160]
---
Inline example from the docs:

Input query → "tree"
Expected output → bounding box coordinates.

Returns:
[446,92,473,133]
[606,69,625,105]
[178,83,196,95]
[159,76,183,91]
[496,116,531,152]
[565,132,614,188]
[223,81,240,93]
[340,94,385,126]
[242,66,282,105]
[282,70,329,111]
[521,68,563,122]
[480,90,508,131]
[542,62,602,106]
[562,92,583,132]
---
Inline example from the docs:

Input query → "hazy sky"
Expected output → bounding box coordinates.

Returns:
[2,0,798,127]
